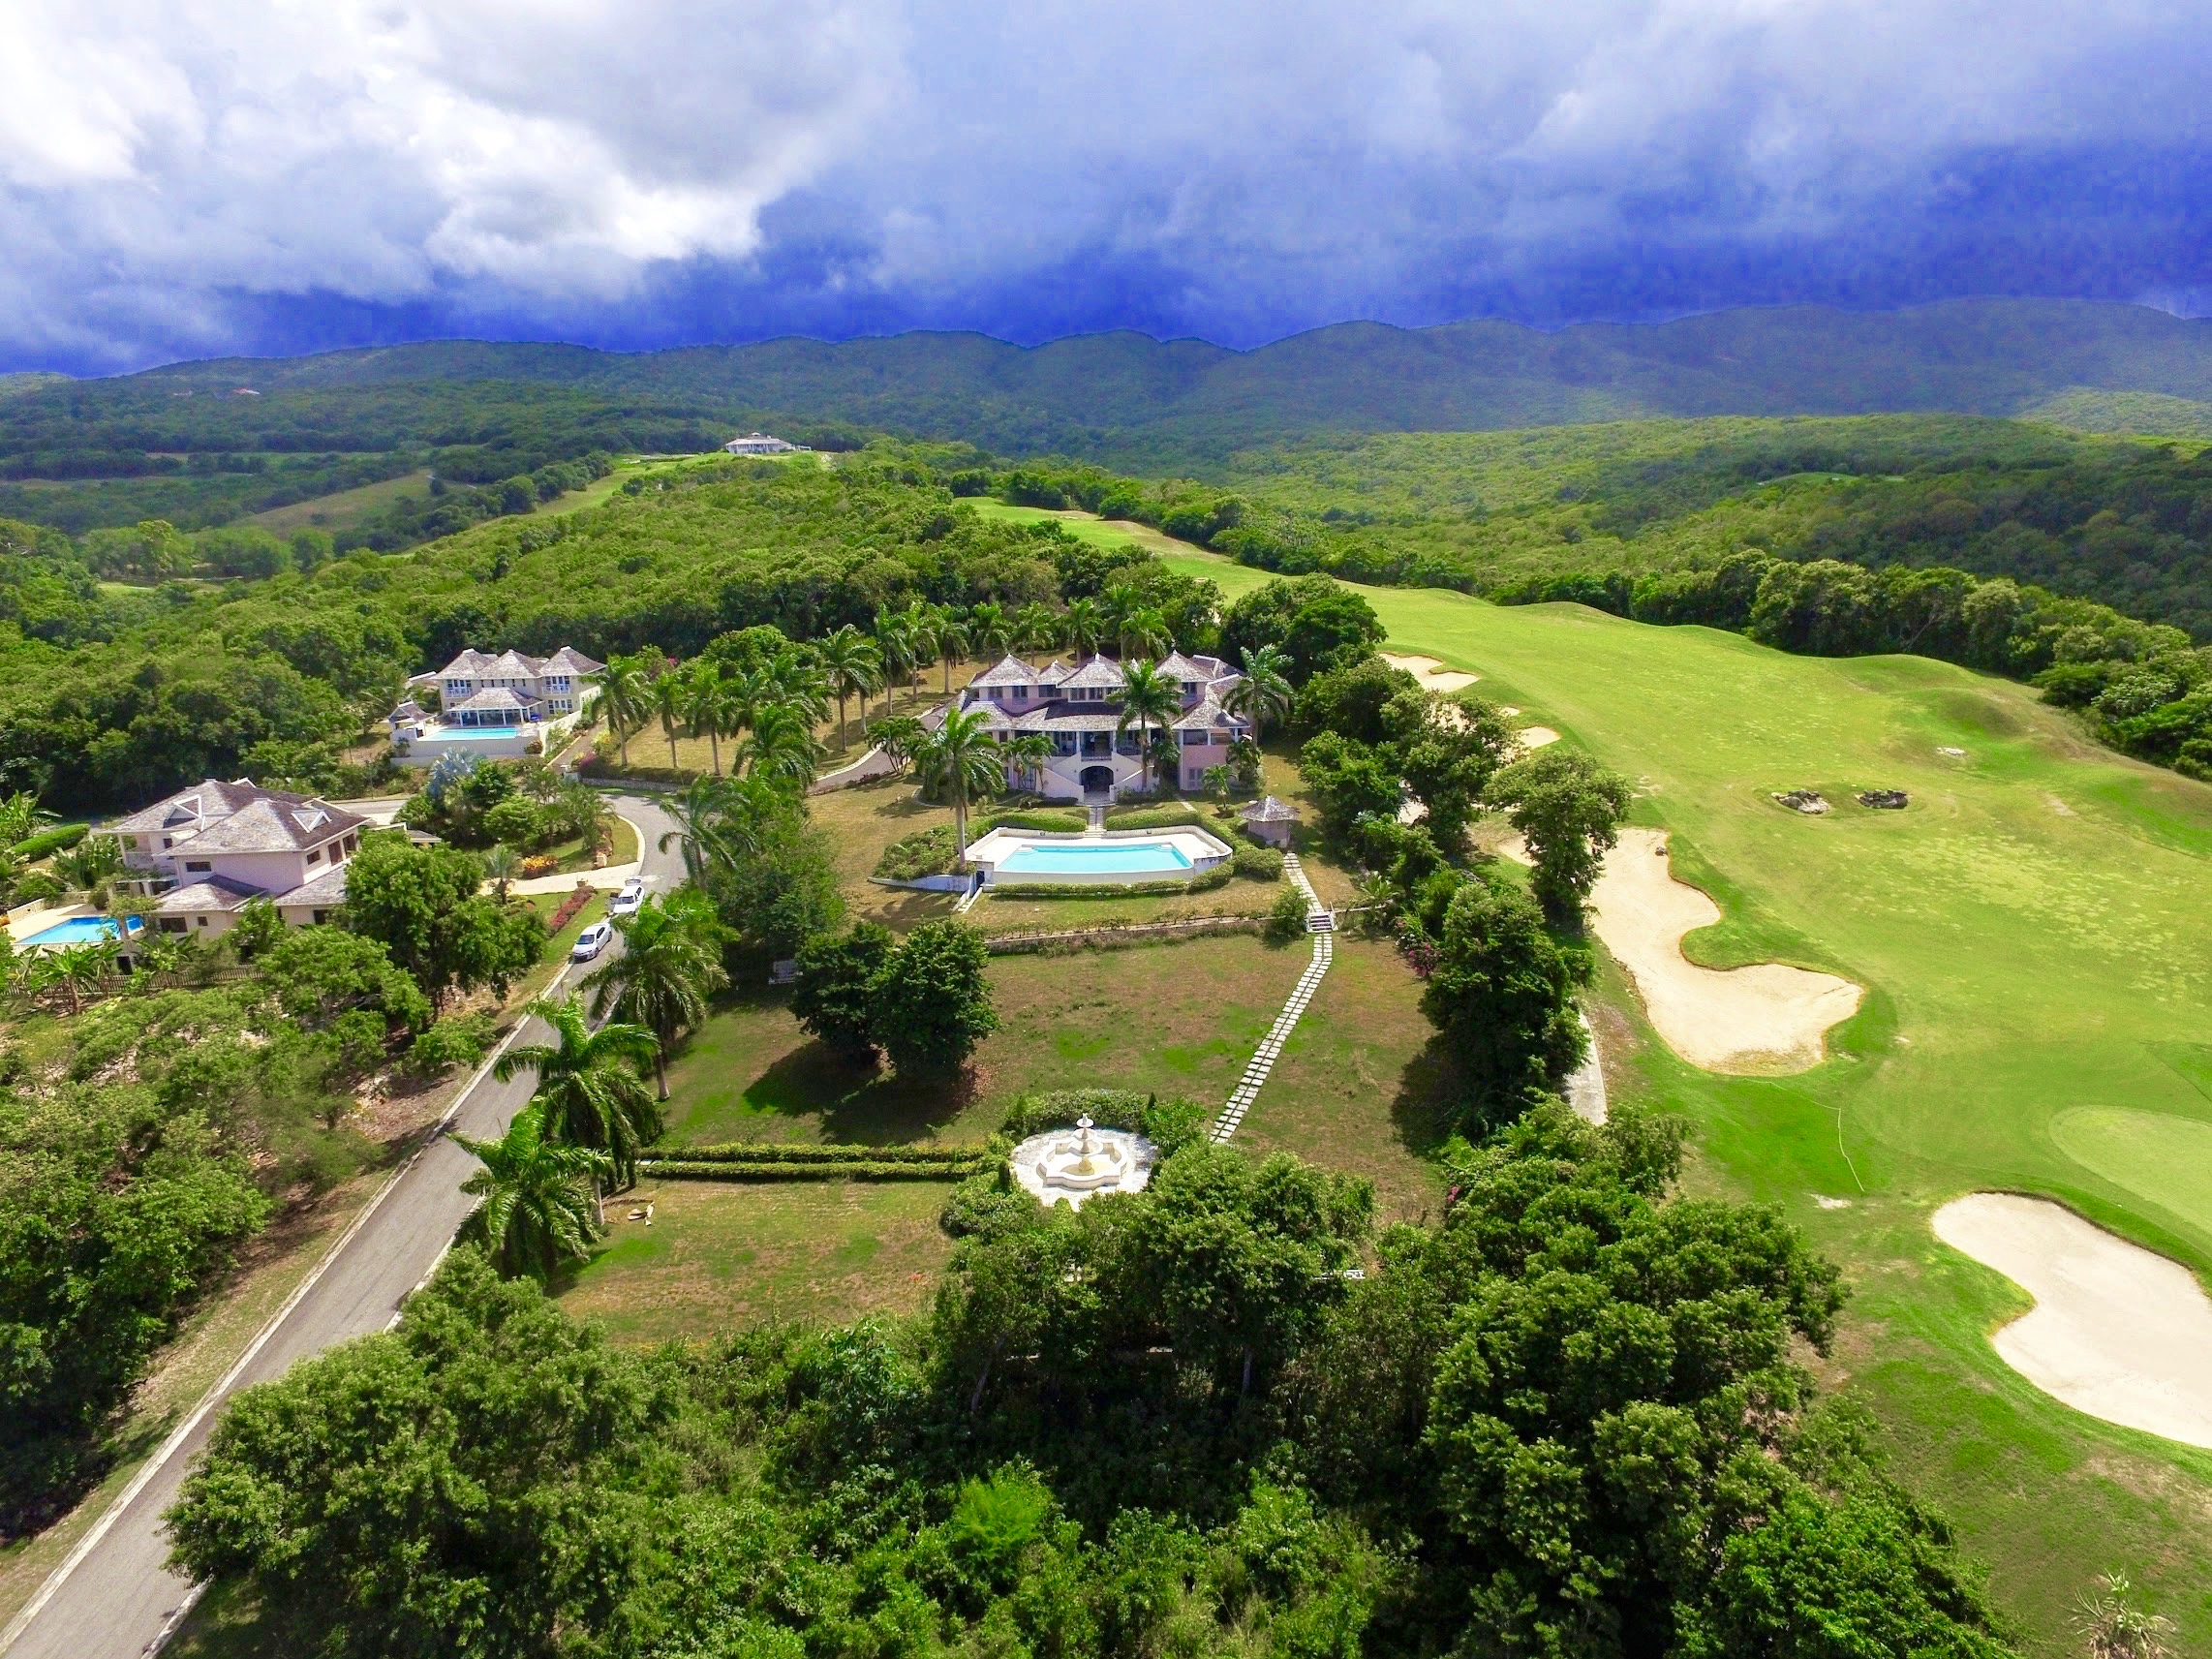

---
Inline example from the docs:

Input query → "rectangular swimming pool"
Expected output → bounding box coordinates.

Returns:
[997,841,1193,876]
[19,914,144,948]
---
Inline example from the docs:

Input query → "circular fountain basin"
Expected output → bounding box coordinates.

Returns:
[1010,1119,1159,1209]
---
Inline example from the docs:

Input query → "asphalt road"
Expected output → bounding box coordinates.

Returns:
[1,795,681,1659]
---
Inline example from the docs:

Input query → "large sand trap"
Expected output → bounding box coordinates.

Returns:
[1382,651,1480,693]
[1507,828,1862,1073]
[1932,1192,2212,1448]
[1516,725,1561,750]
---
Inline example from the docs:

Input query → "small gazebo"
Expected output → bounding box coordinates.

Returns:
[1239,795,1301,847]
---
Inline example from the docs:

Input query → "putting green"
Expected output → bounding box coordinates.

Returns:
[1152,540,2212,1643]
[2050,1108,2212,1236]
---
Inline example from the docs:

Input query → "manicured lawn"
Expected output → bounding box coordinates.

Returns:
[554,1180,956,1343]
[1235,936,1451,1226]
[660,934,1308,1148]
[1156,543,2212,1650]
[806,776,960,930]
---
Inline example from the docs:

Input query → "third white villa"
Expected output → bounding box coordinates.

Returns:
[929,650,1252,801]
[386,645,603,766]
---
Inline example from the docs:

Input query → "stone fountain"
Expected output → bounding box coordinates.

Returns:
[1009,1116,1157,1210]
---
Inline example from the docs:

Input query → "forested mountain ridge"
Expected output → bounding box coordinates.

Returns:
[15,298,2212,473]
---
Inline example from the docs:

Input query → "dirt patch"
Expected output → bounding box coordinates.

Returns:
[1381,651,1481,693]
[1508,828,1862,1073]
[1932,1192,2212,1449]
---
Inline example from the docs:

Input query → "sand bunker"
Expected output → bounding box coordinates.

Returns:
[1516,726,1561,751]
[1382,652,1480,693]
[1507,828,1862,1073]
[1932,1193,2212,1448]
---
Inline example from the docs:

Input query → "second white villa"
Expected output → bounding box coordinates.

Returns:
[387,645,603,765]
[930,650,1253,800]
[109,779,371,937]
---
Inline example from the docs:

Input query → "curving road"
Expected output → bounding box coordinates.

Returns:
[1,795,681,1659]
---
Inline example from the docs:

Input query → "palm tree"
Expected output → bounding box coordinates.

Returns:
[1222,643,1295,785]
[455,1105,613,1277]
[493,995,662,1189]
[1062,597,1103,658]
[873,609,918,717]
[589,654,652,766]
[1001,732,1053,794]
[658,774,764,884]
[55,834,125,891]
[1013,603,1060,654]
[584,888,731,1098]
[912,706,1007,870]
[49,938,115,1014]
[1115,607,1170,662]
[902,604,940,696]
[864,714,926,771]
[4,947,51,1013]
[766,652,831,732]
[967,601,1015,661]
[1098,582,1142,643]
[1115,660,1183,796]
[482,842,521,902]
[650,670,687,770]
[930,607,970,694]
[0,789,55,846]
[816,626,883,752]
[684,661,730,777]
[740,701,825,787]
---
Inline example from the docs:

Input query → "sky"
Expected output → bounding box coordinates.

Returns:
[3,0,2210,373]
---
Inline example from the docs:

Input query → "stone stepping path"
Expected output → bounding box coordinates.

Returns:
[1212,853,1334,1143]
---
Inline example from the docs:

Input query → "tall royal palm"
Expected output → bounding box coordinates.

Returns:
[658,774,767,883]
[455,1105,613,1275]
[740,701,826,787]
[967,601,1015,661]
[874,610,918,716]
[902,604,941,695]
[928,607,970,693]
[914,706,1006,870]
[1115,660,1183,795]
[493,995,662,1188]
[589,654,652,766]
[1061,597,1103,658]
[584,887,731,1099]
[816,627,882,752]
[1014,603,1060,654]
[1116,607,1170,662]
[650,670,687,770]
[1001,731,1053,794]
[1223,643,1294,784]
[684,661,731,777]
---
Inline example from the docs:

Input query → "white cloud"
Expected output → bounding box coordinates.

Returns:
[0,0,2206,364]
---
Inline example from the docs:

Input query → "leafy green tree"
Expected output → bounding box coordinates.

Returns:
[790,920,896,1063]
[1001,730,1053,792]
[1297,731,1402,845]
[1223,575,1385,685]
[1420,876,1588,1129]
[493,995,661,1187]
[1114,659,1183,794]
[874,608,920,714]
[870,920,998,1076]
[254,925,432,1035]
[1387,687,1516,850]
[340,835,543,1007]
[480,841,519,903]
[454,1106,613,1276]
[913,706,1006,866]
[658,773,762,884]
[583,887,731,1098]
[1014,602,1060,653]
[1488,747,1635,923]
[738,700,824,787]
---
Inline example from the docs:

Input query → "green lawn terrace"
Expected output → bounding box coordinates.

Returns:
[1151,543,2212,1641]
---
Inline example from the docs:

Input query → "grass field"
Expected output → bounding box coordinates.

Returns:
[1150,541,2212,1649]
[661,933,1306,1149]
[248,469,431,533]
[554,1181,955,1342]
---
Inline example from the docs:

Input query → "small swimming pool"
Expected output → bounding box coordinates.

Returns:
[998,840,1192,876]
[19,914,144,949]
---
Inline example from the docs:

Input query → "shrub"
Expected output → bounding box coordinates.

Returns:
[998,1087,1209,1152]
[1102,804,1207,831]
[673,1141,985,1165]
[1263,884,1310,942]
[872,920,998,1075]
[546,885,598,932]
[638,1159,983,1183]
[406,1011,501,1075]
[1231,843,1284,880]
[791,921,896,1062]
[973,809,1086,834]
[874,824,958,881]
[12,823,89,861]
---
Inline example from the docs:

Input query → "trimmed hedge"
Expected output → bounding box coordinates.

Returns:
[998,1088,1210,1152]
[1101,804,1207,831]
[1231,843,1284,880]
[672,1141,986,1165]
[975,808,1086,833]
[639,1158,986,1183]
[13,822,89,861]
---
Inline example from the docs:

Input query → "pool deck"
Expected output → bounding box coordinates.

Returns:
[964,824,1232,887]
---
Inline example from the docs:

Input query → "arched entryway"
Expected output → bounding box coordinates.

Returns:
[1079,764,1115,796]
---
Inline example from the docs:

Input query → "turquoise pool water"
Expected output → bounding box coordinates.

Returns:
[422,726,533,742]
[20,914,144,948]
[998,841,1192,876]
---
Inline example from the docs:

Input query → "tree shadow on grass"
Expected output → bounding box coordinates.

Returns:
[748,1043,980,1145]
[1391,1034,1466,1159]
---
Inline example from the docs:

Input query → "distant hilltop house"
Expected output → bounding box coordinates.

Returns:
[387,645,603,766]
[108,779,369,937]
[928,651,1251,800]
[723,432,801,455]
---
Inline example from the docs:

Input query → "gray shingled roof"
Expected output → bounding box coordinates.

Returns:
[110,779,265,836]
[1036,661,1072,686]
[542,646,603,676]
[1242,795,1300,822]
[157,876,264,913]
[968,655,1039,689]
[173,796,361,855]
[1060,655,1127,691]
[1016,708,1125,732]
[1154,651,1214,683]
[1172,695,1245,733]
[278,863,352,908]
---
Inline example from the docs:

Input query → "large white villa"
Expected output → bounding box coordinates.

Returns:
[932,650,1252,800]
[387,645,603,765]
[108,778,371,937]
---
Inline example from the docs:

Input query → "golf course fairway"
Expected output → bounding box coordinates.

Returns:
[1156,544,2212,1650]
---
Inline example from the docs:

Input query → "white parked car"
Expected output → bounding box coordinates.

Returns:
[570,921,614,962]
[609,876,647,916]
